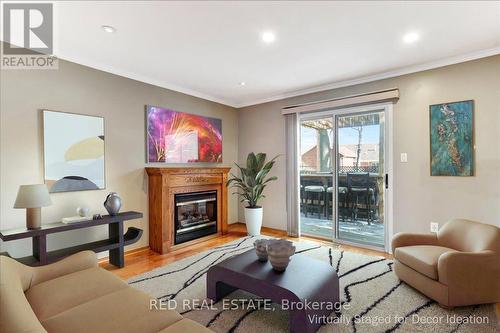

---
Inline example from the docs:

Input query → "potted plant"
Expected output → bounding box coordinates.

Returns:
[227,152,278,235]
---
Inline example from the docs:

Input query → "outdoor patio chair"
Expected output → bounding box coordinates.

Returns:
[325,186,349,221]
[304,185,325,218]
[347,172,375,223]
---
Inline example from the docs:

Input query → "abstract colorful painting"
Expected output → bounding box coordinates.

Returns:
[43,110,105,192]
[430,100,473,176]
[147,105,222,163]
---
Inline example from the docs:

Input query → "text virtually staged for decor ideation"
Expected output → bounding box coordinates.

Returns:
[150,298,491,327]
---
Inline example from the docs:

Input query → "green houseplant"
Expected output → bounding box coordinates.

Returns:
[227,152,278,235]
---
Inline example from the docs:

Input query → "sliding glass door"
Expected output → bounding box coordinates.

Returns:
[299,106,389,250]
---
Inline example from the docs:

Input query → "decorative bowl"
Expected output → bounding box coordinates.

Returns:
[266,239,295,272]
[253,239,269,262]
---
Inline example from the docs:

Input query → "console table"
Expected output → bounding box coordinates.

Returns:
[0,211,143,268]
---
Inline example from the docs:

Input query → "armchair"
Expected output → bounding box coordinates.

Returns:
[392,219,500,307]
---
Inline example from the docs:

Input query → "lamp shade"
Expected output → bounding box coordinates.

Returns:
[14,184,52,208]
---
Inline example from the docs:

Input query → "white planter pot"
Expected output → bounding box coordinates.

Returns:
[244,207,263,236]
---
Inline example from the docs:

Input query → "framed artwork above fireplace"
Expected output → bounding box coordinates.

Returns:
[146,105,223,163]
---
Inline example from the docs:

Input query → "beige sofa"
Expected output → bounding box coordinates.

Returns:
[0,251,213,333]
[392,219,500,307]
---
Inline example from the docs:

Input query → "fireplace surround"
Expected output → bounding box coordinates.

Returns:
[145,167,230,254]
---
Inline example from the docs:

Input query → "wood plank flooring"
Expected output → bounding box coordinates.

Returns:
[100,223,391,280]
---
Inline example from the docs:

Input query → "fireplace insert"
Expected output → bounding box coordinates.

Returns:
[174,190,217,245]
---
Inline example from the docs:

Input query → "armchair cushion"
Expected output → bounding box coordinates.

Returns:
[394,245,457,280]
[391,232,438,255]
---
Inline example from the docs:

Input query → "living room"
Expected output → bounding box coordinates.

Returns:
[0,1,499,333]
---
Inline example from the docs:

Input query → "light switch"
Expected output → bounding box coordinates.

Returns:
[400,153,408,163]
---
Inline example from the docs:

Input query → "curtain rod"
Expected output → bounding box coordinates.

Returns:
[281,88,399,115]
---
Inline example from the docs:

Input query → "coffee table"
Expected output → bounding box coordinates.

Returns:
[207,249,339,333]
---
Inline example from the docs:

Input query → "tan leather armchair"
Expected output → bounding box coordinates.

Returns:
[392,219,500,307]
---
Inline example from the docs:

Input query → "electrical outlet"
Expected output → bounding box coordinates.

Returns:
[430,222,439,233]
[400,153,408,163]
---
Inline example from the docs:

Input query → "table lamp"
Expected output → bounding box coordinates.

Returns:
[14,184,52,229]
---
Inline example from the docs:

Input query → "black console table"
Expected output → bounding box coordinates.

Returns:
[0,211,143,268]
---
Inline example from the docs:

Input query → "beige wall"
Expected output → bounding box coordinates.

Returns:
[1,55,498,258]
[0,59,239,257]
[238,55,500,233]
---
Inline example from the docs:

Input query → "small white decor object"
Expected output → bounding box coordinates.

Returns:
[253,239,269,262]
[76,207,90,217]
[62,216,91,224]
[267,239,296,272]
[244,207,263,236]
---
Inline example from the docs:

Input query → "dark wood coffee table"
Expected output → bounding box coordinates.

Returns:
[207,249,339,333]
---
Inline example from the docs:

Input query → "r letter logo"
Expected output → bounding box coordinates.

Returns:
[3,3,53,54]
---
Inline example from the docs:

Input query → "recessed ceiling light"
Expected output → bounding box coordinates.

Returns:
[239,82,246,86]
[403,32,419,44]
[261,31,276,44]
[101,25,116,33]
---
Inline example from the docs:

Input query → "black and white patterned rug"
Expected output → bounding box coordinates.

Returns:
[129,236,498,333]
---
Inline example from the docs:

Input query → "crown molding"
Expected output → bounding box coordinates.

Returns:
[54,46,500,109]
[234,46,500,108]
[54,54,239,107]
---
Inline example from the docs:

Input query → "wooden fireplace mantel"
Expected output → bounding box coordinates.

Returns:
[145,167,231,254]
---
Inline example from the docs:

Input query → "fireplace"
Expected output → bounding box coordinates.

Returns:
[145,167,230,254]
[174,190,217,244]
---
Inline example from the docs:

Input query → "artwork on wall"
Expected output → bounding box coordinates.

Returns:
[43,110,105,193]
[146,105,222,163]
[429,100,474,176]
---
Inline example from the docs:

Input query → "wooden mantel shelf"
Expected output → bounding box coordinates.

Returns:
[145,167,231,254]
[145,167,232,174]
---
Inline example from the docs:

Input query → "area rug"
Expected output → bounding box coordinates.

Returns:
[129,236,498,333]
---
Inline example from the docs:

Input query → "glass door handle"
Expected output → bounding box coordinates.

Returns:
[385,174,389,189]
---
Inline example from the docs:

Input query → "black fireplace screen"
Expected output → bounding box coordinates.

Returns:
[174,191,217,244]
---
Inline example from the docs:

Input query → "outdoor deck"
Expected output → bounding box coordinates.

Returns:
[300,215,384,248]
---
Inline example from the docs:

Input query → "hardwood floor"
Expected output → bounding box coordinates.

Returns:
[100,223,391,280]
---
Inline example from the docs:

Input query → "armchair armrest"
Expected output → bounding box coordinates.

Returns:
[30,251,98,287]
[438,250,500,289]
[391,232,438,254]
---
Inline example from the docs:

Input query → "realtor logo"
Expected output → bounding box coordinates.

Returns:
[1,2,57,69]
[3,3,53,54]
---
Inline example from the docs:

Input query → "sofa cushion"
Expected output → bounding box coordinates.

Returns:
[0,256,48,333]
[41,288,183,333]
[26,267,128,321]
[158,318,213,333]
[394,245,456,280]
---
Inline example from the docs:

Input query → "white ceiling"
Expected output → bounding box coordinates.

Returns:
[51,1,500,107]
